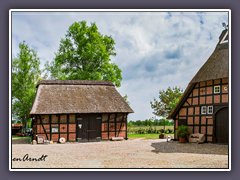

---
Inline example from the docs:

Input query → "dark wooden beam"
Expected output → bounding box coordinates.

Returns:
[58,115,60,141]
[114,113,117,137]
[75,114,77,141]
[49,115,52,141]
[107,114,110,139]
[125,114,128,140]
[118,114,125,137]
[67,114,69,141]
[39,115,49,140]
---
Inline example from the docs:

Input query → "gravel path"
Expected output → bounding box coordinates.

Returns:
[11,139,228,169]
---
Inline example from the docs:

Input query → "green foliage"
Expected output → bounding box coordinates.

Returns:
[177,125,190,138]
[128,125,174,134]
[12,41,41,126]
[128,118,174,127]
[150,87,183,117]
[46,21,122,87]
[123,94,130,105]
[128,134,160,139]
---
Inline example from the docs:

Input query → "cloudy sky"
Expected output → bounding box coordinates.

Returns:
[11,11,228,121]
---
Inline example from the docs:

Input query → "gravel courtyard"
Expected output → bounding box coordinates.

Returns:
[11,139,228,169]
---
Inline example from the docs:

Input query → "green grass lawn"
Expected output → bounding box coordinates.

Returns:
[128,133,174,139]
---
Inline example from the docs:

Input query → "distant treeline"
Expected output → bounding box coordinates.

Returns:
[128,119,174,127]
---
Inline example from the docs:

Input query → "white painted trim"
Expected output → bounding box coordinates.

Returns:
[9,8,231,172]
[207,106,213,114]
[220,30,228,44]
[214,85,221,94]
[201,106,207,114]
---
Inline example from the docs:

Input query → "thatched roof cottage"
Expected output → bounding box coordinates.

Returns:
[30,80,134,143]
[168,28,229,144]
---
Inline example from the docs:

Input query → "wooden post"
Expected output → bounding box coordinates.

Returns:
[67,114,69,141]
[49,115,52,141]
[58,115,60,141]
[125,114,128,140]
[107,114,110,140]
[114,113,117,137]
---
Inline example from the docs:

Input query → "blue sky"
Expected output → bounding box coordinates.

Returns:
[11,11,228,120]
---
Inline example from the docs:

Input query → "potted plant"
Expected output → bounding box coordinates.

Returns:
[159,132,165,139]
[177,125,190,143]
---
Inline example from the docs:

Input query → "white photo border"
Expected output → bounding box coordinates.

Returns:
[9,9,231,172]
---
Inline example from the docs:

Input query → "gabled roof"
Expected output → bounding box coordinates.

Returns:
[168,29,229,119]
[30,80,134,114]
[190,29,228,83]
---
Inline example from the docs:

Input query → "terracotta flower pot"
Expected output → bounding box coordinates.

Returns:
[179,137,186,143]
[159,134,165,139]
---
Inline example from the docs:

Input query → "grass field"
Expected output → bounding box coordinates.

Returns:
[128,125,173,131]
[128,133,174,139]
[127,125,174,140]
[128,134,160,139]
[128,125,174,134]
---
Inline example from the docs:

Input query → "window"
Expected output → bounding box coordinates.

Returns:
[178,119,187,126]
[207,106,213,114]
[201,106,207,114]
[214,85,221,94]
[52,127,59,133]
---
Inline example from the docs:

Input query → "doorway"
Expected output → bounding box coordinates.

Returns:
[215,107,229,144]
[77,114,101,142]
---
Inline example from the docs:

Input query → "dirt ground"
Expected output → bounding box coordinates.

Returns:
[11,139,229,169]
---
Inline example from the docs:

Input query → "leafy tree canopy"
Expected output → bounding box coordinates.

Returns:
[46,21,122,87]
[150,87,183,118]
[123,94,130,105]
[12,41,41,125]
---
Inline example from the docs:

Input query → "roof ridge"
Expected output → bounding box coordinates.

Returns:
[37,80,114,87]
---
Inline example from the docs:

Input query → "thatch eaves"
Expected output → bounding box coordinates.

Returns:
[168,29,229,119]
[30,80,134,114]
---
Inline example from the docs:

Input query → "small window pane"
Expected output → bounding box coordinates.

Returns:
[214,86,220,94]
[207,106,213,114]
[201,106,207,114]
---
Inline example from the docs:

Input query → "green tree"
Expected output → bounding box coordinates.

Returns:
[150,87,183,118]
[12,41,41,130]
[123,94,130,105]
[46,21,122,87]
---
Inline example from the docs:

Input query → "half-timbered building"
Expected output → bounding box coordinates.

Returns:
[30,80,134,142]
[168,28,229,144]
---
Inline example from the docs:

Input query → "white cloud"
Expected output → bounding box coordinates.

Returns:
[11,11,228,120]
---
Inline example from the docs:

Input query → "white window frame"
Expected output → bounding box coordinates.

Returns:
[214,85,221,94]
[207,106,213,114]
[201,106,207,114]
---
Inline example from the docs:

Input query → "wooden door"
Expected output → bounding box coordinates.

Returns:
[215,107,229,144]
[77,114,101,142]
[77,118,88,141]
[87,115,101,141]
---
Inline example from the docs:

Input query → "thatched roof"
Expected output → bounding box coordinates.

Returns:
[30,80,134,114]
[190,29,228,83]
[168,29,229,119]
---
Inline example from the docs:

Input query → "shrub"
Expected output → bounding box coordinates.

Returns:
[177,125,190,138]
